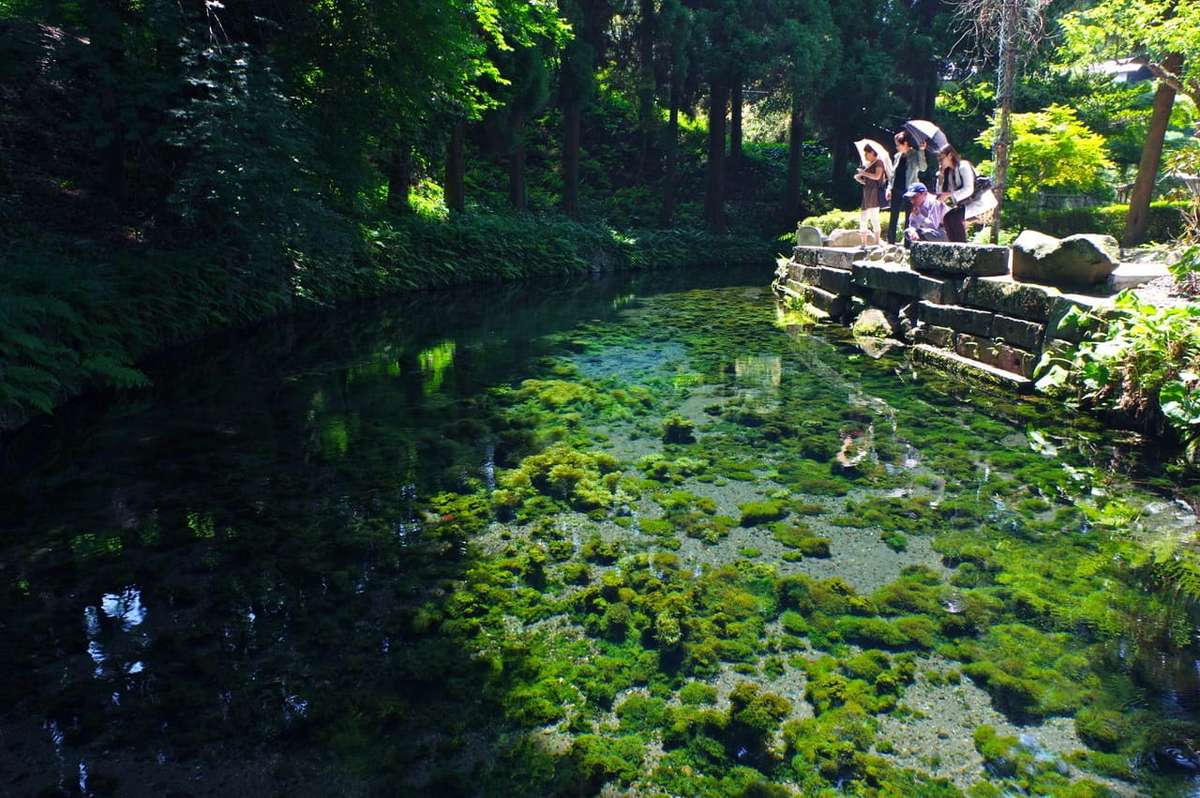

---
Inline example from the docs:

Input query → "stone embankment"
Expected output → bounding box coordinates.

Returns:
[773,239,1164,391]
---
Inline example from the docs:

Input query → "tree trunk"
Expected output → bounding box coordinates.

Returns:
[989,0,1018,243]
[1124,54,1183,246]
[509,112,527,211]
[784,95,804,223]
[729,78,743,169]
[445,121,466,215]
[829,131,849,201]
[660,72,681,227]
[387,145,413,212]
[703,79,728,231]
[637,0,656,179]
[562,99,582,218]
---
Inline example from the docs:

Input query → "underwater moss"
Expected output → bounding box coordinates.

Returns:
[739,501,789,527]
[1073,707,1126,752]
[662,414,697,444]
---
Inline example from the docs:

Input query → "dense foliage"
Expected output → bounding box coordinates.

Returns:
[2,0,1199,425]
[1037,294,1200,460]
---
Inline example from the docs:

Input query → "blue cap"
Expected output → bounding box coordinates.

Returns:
[903,182,928,198]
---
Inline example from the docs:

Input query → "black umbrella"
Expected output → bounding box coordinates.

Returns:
[903,120,949,153]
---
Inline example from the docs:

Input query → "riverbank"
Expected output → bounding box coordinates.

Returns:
[773,239,1200,467]
[1,214,777,432]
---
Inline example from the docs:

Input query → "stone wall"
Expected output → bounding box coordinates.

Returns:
[773,242,1115,391]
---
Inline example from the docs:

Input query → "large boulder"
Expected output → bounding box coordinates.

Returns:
[828,228,876,247]
[796,224,824,247]
[1011,230,1118,287]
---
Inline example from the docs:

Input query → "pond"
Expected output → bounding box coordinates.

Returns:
[2,266,1200,797]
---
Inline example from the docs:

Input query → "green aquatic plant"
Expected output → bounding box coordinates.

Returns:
[739,501,789,527]
[769,523,831,557]
[493,444,626,518]
[953,624,1101,718]
[663,414,697,444]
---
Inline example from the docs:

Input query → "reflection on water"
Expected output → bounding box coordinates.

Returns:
[0,265,1198,796]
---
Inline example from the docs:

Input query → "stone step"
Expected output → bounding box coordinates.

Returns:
[910,344,1034,392]
[1108,261,1169,291]
[911,242,1010,277]
[793,245,864,271]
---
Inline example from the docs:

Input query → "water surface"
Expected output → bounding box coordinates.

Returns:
[3,266,1200,797]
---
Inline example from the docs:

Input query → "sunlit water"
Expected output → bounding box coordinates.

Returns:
[2,266,1199,797]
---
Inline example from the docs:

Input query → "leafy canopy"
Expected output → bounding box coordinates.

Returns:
[977,104,1114,206]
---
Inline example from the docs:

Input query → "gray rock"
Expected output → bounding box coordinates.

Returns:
[912,242,1010,276]
[828,228,876,247]
[795,224,824,247]
[1011,230,1119,287]
[851,308,896,338]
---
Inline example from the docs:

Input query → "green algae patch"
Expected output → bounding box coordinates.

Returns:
[739,501,790,527]
[662,414,697,444]
[770,523,831,557]
[954,624,1101,719]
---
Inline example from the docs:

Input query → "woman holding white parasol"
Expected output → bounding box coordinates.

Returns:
[853,138,891,245]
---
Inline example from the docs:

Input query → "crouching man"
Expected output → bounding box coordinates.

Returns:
[903,183,948,246]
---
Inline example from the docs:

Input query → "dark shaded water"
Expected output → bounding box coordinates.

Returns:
[2,266,1199,797]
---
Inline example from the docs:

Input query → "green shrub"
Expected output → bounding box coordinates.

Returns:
[1012,201,1188,241]
[799,208,904,236]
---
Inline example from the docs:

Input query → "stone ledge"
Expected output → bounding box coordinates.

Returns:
[799,283,848,317]
[991,314,1045,351]
[794,263,853,295]
[953,333,1038,378]
[910,344,1033,392]
[775,283,832,320]
[962,276,1057,322]
[911,243,1010,277]
[918,301,994,337]
[794,245,864,271]
[852,260,919,298]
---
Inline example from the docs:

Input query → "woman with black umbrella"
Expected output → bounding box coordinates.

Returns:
[885,130,927,244]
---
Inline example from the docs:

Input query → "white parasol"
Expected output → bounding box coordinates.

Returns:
[854,138,893,178]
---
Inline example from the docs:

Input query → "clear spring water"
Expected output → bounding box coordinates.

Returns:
[1,266,1199,797]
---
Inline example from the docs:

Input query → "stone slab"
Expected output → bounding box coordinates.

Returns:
[911,243,1010,277]
[860,288,916,314]
[795,263,852,295]
[794,245,864,271]
[775,284,832,320]
[909,324,955,348]
[918,301,994,337]
[953,333,1038,378]
[800,284,848,318]
[962,276,1057,322]
[852,261,919,298]
[910,344,1033,392]
[917,274,964,305]
[991,314,1045,351]
[1107,261,1169,291]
